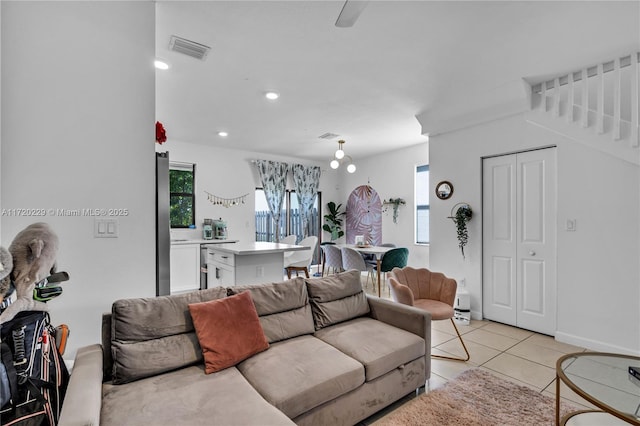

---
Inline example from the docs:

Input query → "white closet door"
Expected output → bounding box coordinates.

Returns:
[483,155,517,326]
[483,148,557,335]
[515,149,557,335]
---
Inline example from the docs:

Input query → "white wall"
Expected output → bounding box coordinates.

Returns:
[1,2,156,360]
[0,2,2,240]
[429,112,640,354]
[156,140,341,244]
[340,142,430,268]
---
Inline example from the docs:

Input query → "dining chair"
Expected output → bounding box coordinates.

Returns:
[387,266,470,362]
[284,236,318,279]
[341,247,374,288]
[321,244,343,276]
[279,234,297,245]
[364,243,396,267]
[372,247,408,293]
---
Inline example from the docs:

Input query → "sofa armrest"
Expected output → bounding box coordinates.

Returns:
[367,296,431,358]
[59,344,103,426]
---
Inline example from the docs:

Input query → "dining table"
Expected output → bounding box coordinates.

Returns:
[342,244,395,297]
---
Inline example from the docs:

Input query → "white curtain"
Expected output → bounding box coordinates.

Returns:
[291,164,321,238]
[255,160,289,241]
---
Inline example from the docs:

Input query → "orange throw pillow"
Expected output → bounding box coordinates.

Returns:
[188,290,269,374]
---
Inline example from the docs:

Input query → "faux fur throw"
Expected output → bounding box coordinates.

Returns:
[0,246,12,301]
[0,222,59,324]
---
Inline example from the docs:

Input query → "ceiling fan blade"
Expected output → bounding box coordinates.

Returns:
[335,0,369,28]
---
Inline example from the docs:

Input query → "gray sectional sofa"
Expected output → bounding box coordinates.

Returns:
[58,270,431,426]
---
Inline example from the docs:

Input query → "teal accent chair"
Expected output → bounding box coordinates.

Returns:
[373,247,409,294]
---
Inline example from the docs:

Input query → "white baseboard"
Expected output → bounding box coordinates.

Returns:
[555,331,640,356]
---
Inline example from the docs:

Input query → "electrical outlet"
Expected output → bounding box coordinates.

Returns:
[566,219,576,232]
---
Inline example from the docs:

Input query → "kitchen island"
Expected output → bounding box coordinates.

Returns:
[207,241,308,286]
[169,239,239,294]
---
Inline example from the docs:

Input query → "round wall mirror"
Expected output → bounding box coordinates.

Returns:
[435,181,454,200]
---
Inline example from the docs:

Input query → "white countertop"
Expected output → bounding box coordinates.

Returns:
[208,241,308,255]
[171,239,238,246]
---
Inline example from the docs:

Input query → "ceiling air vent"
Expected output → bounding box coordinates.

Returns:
[318,132,340,140]
[169,35,211,61]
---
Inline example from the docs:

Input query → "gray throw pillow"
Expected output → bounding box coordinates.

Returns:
[110,287,227,384]
[305,270,370,330]
[230,278,315,343]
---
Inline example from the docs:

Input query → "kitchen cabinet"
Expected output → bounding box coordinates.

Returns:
[170,243,200,293]
[207,247,236,287]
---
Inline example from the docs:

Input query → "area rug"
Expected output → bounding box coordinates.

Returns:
[375,368,577,426]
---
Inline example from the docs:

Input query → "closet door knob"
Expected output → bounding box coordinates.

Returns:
[529,250,536,256]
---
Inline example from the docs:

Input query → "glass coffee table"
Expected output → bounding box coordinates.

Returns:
[556,352,640,425]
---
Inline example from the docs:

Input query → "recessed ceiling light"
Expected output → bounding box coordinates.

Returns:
[265,92,279,100]
[218,131,228,137]
[154,59,170,70]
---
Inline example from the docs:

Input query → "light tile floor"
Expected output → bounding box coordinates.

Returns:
[428,317,592,408]
[358,276,598,423]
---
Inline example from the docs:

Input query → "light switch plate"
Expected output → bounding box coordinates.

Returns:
[95,218,118,238]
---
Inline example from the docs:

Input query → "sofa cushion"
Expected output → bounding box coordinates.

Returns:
[189,290,269,374]
[101,365,294,426]
[230,277,315,343]
[314,317,426,381]
[110,287,227,384]
[305,270,370,329]
[237,335,364,419]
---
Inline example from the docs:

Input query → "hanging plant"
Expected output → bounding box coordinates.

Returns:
[450,203,472,259]
[383,198,406,224]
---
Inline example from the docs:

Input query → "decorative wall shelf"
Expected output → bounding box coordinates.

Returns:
[382,198,406,224]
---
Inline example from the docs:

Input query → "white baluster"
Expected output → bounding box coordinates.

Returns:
[581,68,589,128]
[597,63,604,134]
[632,52,639,148]
[553,77,560,118]
[613,57,621,140]
[567,72,574,123]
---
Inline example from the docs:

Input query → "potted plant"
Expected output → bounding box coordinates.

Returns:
[451,203,472,259]
[323,201,345,241]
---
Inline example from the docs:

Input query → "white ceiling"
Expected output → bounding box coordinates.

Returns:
[155,1,640,162]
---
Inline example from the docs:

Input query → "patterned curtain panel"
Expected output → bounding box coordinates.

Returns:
[255,160,289,241]
[292,164,321,237]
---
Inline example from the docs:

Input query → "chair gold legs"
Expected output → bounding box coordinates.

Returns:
[431,318,470,362]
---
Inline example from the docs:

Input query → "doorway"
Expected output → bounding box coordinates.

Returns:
[482,147,557,335]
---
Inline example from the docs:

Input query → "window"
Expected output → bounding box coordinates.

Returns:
[169,163,195,228]
[287,192,321,240]
[255,189,321,264]
[254,189,320,242]
[255,189,284,240]
[416,164,429,244]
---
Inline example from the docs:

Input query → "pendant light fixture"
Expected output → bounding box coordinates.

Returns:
[335,140,345,159]
[330,140,356,173]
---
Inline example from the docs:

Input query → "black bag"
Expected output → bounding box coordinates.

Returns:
[0,311,69,426]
